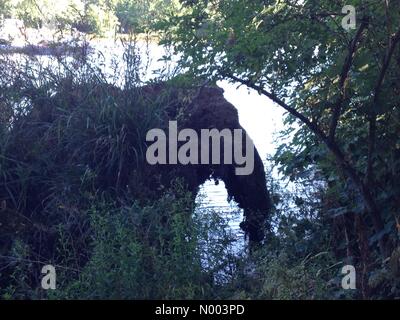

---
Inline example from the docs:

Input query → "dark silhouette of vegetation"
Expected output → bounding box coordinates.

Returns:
[1,0,399,299]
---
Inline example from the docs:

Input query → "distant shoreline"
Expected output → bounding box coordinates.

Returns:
[0,42,92,56]
[0,31,159,56]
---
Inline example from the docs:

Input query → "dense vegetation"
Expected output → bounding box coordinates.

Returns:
[1,0,399,299]
[0,0,174,35]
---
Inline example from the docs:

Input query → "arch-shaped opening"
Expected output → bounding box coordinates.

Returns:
[195,179,246,274]
[195,179,244,238]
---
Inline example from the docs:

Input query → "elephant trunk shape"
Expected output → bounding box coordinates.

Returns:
[143,83,271,242]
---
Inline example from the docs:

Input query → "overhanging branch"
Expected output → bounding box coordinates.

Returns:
[328,18,368,141]
[220,71,387,255]
[222,72,327,141]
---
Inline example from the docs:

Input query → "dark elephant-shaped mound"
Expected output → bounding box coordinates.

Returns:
[142,83,271,242]
[4,79,271,242]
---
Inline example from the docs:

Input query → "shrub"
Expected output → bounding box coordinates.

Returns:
[48,183,239,299]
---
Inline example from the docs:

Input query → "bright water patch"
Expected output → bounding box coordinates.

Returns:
[196,180,244,235]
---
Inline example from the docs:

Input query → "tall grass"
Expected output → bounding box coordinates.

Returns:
[0,38,247,299]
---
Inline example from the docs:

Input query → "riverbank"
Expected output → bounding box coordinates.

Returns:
[0,41,92,56]
[0,19,159,57]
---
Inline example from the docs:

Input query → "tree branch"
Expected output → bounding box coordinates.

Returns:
[221,71,389,256]
[373,28,400,98]
[328,18,368,141]
[367,27,400,186]
[222,72,363,185]
[222,72,327,141]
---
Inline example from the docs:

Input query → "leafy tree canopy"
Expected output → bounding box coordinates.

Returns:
[156,0,400,273]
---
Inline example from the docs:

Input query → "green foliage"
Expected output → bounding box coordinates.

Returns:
[0,0,11,18]
[12,0,43,28]
[113,0,177,33]
[115,0,148,33]
[48,183,239,299]
[66,1,119,35]
[158,0,400,298]
[1,0,175,35]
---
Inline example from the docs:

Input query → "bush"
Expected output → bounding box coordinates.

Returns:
[0,44,243,299]
[47,182,240,299]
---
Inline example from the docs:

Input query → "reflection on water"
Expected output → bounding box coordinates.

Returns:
[194,82,284,240]
[195,179,246,254]
[195,180,244,237]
